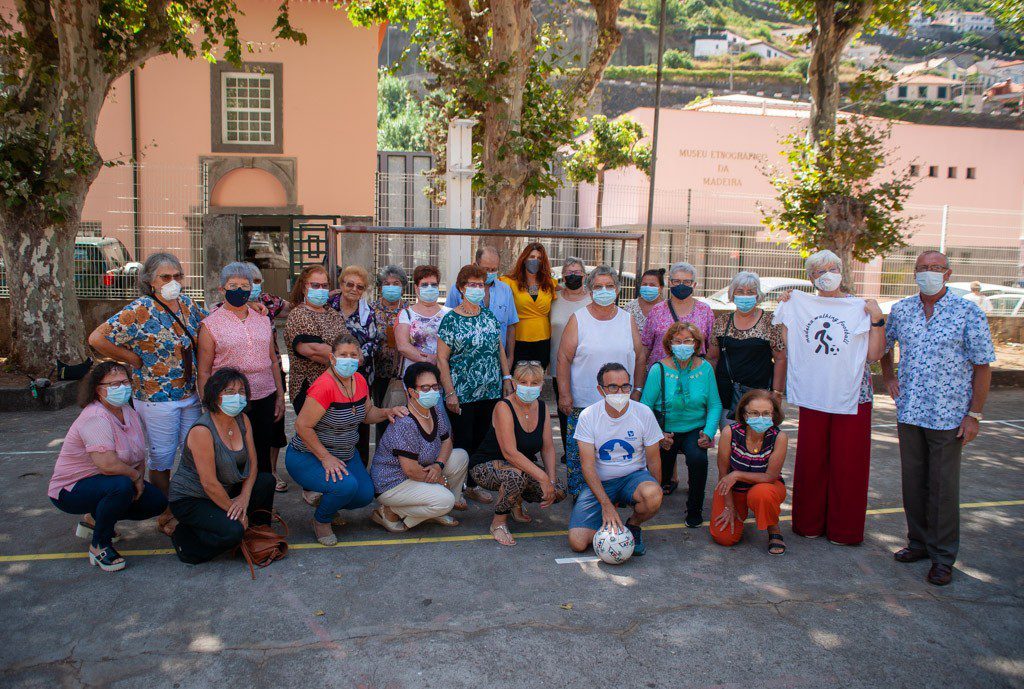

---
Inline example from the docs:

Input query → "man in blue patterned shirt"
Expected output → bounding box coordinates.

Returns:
[881,251,995,587]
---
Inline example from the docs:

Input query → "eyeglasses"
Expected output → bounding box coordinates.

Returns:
[668,278,695,287]
[307,281,330,290]
[515,360,542,368]
[465,282,486,289]
[671,339,696,346]
[418,282,439,289]
[809,268,840,279]
[564,270,585,277]
[746,411,773,419]
[99,379,131,388]
[253,278,263,284]
[414,384,441,392]
[156,273,184,281]
[915,264,949,273]
[343,281,366,292]
[601,383,633,394]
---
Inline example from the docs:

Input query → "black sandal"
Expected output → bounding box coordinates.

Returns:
[89,546,127,572]
[768,533,786,555]
[662,480,679,496]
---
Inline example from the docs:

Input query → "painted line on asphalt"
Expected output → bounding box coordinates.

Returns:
[0,450,61,456]
[1,500,1022,565]
[556,556,601,564]
[995,420,1024,431]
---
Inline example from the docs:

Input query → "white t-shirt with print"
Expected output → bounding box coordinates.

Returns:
[573,399,664,481]
[773,290,871,415]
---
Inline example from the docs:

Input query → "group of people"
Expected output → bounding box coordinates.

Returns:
[48,243,994,586]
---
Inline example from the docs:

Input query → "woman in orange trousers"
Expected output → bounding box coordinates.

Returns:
[710,389,789,555]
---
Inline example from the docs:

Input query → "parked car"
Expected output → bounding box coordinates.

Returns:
[946,281,1024,298]
[0,237,141,298]
[986,293,1024,317]
[703,277,815,311]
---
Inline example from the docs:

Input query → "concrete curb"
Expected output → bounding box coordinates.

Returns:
[0,381,78,412]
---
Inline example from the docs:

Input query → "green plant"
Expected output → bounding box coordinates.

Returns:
[565,115,652,229]
[377,70,429,151]
[762,117,916,290]
[663,49,694,69]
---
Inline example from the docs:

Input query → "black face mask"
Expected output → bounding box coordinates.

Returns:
[564,274,584,290]
[225,287,251,307]
[670,284,693,300]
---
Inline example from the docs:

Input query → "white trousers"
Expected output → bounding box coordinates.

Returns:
[377,449,468,527]
[135,395,202,471]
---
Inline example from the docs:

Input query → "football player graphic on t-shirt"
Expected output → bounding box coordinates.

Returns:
[813,321,834,355]
[598,438,637,465]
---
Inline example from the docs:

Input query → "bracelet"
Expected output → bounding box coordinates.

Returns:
[502,374,512,381]
[436,461,446,470]
[445,391,457,399]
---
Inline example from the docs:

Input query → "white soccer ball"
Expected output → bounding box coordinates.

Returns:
[592,527,635,564]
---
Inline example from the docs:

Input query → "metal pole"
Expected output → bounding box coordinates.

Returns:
[939,204,949,253]
[642,0,668,270]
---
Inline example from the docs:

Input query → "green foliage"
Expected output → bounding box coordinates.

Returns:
[986,0,1024,32]
[603,65,805,84]
[377,70,428,151]
[663,49,694,69]
[777,0,919,37]
[762,118,915,262]
[564,115,652,185]
[784,56,811,77]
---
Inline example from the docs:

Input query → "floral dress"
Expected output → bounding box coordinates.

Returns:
[283,304,349,406]
[370,298,407,383]
[398,305,451,373]
[437,309,503,404]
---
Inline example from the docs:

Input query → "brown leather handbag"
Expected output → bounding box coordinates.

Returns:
[236,510,289,579]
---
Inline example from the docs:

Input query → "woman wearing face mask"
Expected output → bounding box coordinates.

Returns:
[549,257,591,459]
[370,362,469,533]
[640,322,722,524]
[395,265,450,372]
[283,265,349,414]
[624,268,665,333]
[168,367,276,564]
[88,252,206,536]
[774,250,885,545]
[501,242,557,370]
[710,389,789,555]
[287,334,408,545]
[639,262,716,373]
[367,265,410,449]
[48,362,166,572]
[197,263,284,480]
[707,271,787,424]
[468,362,567,546]
[556,265,645,497]
[437,264,513,469]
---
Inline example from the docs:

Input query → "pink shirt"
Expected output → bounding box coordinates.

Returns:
[204,306,277,399]
[640,299,715,368]
[48,402,148,499]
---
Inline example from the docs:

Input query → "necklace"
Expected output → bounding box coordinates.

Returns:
[410,403,431,421]
[512,396,531,420]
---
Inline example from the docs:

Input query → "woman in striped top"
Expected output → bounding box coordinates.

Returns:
[286,333,408,546]
[710,389,789,554]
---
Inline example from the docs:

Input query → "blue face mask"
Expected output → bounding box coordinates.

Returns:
[104,384,132,407]
[592,287,617,306]
[381,285,403,302]
[485,272,499,285]
[515,385,542,403]
[307,287,329,307]
[417,389,441,409]
[419,284,440,303]
[734,295,757,313]
[249,283,262,301]
[915,271,945,296]
[671,343,695,360]
[220,393,247,417]
[639,285,660,302]
[747,416,773,434]
[465,286,486,305]
[333,357,359,379]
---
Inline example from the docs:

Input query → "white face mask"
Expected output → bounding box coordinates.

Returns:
[814,272,842,292]
[160,280,182,301]
[915,271,946,296]
[604,393,630,412]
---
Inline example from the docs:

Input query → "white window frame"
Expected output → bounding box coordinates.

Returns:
[221,71,276,146]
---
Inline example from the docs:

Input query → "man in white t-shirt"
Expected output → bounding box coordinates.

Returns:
[568,363,664,556]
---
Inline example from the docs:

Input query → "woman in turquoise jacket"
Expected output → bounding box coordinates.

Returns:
[640,320,722,527]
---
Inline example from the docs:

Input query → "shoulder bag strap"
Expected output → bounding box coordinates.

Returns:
[152,297,198,353]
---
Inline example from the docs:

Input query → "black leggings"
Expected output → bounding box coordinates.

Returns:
[662,428,709,519]
[511,338,551,371]
[169,473,275,564]
[245,394,278,474]
[552,377,569,458]
[450,399,499,487]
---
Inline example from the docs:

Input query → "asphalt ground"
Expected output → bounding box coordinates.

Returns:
[1,390,1022,689]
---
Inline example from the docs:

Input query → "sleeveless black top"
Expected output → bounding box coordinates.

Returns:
[469,398,546,468]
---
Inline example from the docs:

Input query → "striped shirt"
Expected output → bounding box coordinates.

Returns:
[289,371,368,462]
[728,421,781,493]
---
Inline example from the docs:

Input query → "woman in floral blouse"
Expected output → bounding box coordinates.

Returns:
[640,261,717,372]
[368,265,409,448]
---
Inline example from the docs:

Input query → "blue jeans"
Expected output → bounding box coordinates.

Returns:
[568,469,658,531]
[51,474,168,547]
[285,447,374,523]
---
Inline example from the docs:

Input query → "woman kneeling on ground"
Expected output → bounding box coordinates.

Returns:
[469,361,566,546]
[370,362,468,532]
[169,367,276,564]
[49,361,167,572]
[710,389,789,555]
[287,333,408,546]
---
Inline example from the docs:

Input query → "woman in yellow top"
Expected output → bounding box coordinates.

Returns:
[501,242,557,371]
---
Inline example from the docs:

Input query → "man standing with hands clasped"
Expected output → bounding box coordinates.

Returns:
[567,363,664,556]
[881,251,996,586]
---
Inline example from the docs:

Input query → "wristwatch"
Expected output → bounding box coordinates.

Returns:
[871,317,886,327]
[967,411,983,421]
